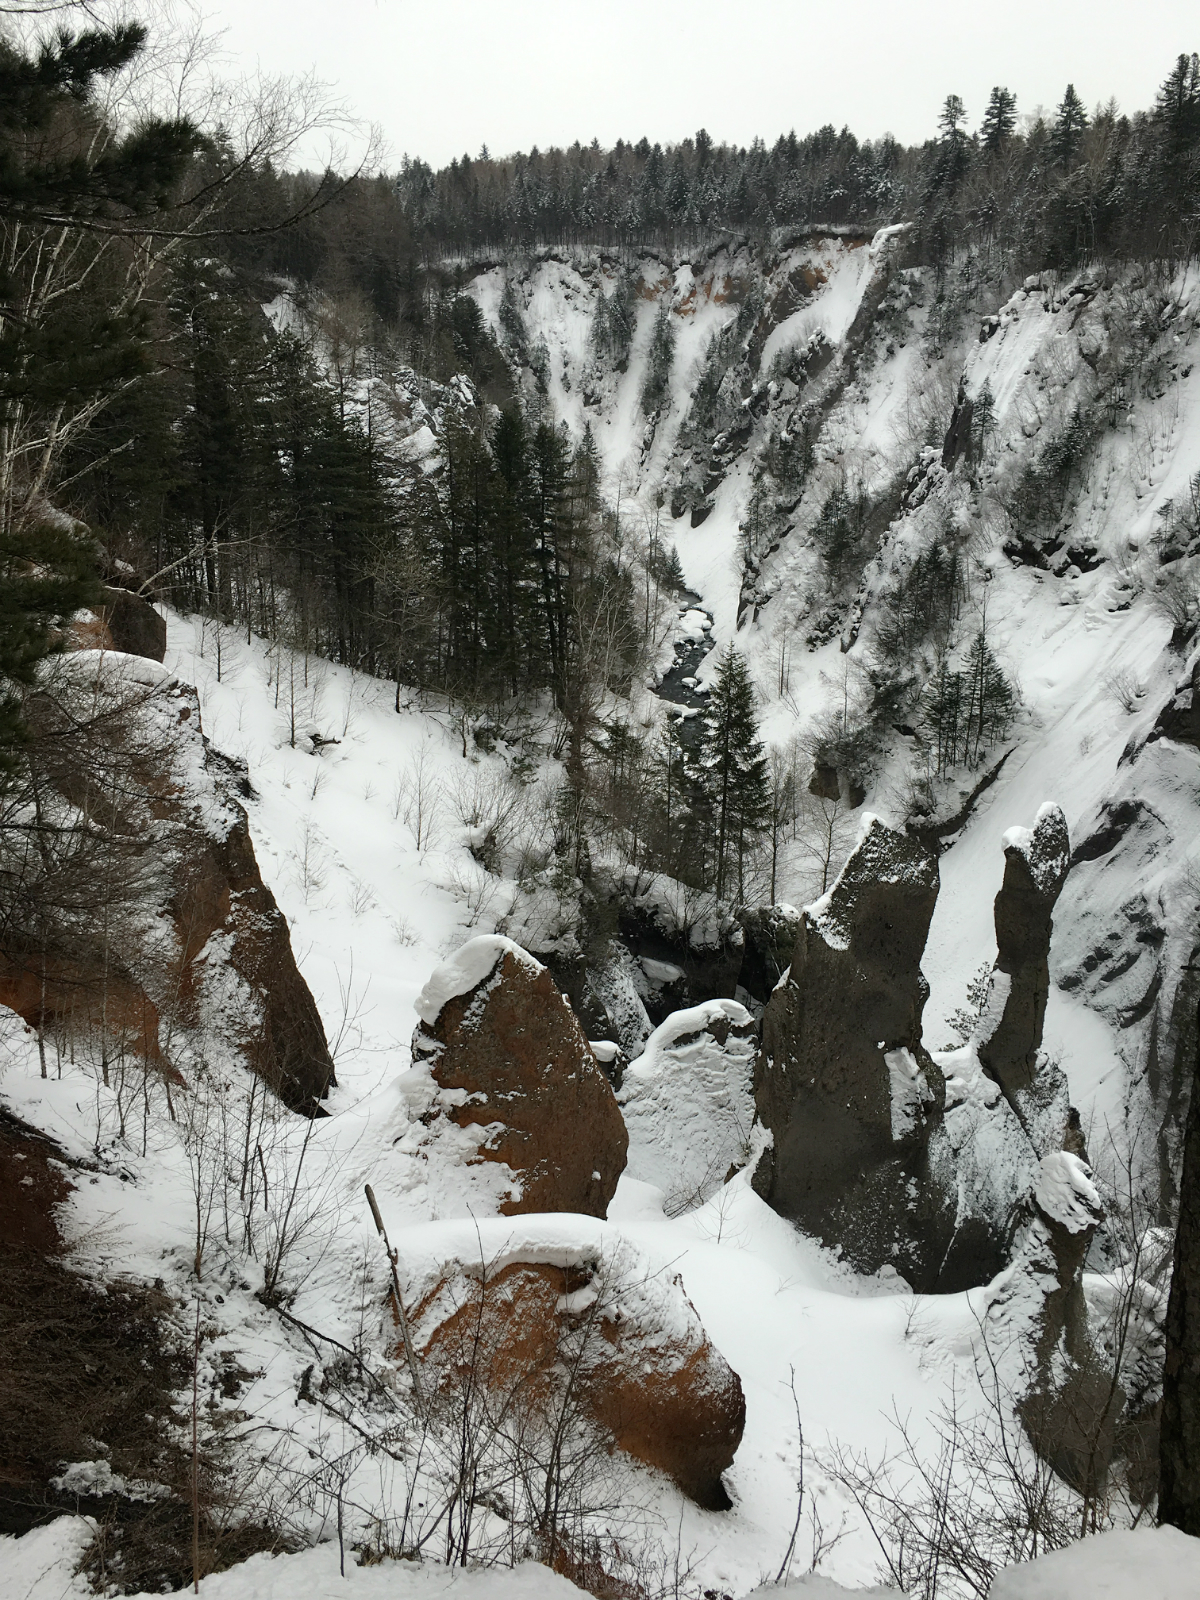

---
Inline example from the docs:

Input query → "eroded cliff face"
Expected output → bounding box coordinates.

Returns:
[456,240,1200,1213]
[752,804,1104,1305]
[0,650,334,1113]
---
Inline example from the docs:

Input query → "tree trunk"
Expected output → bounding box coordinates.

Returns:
[1160,1000,1200,1534]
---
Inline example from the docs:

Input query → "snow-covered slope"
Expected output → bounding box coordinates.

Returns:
[5,236,1200,1599]
[0,610,1043,1598]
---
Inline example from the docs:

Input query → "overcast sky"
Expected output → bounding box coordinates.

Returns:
[203,0,1196,170]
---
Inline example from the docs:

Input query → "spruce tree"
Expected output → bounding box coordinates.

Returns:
[935,94,971,189]
[1052,84,1089,167]
[980,87,1018,152]
[700,644,770,902]
[640,300,676,414]
[1156,53,1200,154]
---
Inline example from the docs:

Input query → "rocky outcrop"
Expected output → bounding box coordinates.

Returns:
[410,1236,744,1508]
[0,652,334,1113]
[941,377,975,469]
[71,587,167,662]
[987,1148,1114,1496]
[736,904,803,1005]
[754,815,953,1288]
[1160,1001,1200,1536]
[619,999,758,1212]
[1150,657,1200,750]
[977,803,1071,1098]
[411,937,628,1217]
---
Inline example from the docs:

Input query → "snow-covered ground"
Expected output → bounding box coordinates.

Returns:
[0,612,1013,1597]
[5,237,1200,1598]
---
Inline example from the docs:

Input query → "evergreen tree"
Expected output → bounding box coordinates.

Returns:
[640,300,676,414]
[972,379,996,457]
[980,87,1018,152]
[935,94,971,188]
[962,629,1016,764]
[1052,84,1089,167]
[700,645,770,901]
[0,20,200,785]
[1156,52,1200,153]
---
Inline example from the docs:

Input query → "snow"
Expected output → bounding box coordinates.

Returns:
[0,1526,587,1600]
[987,1525,1200,1599]
[414,934,541,1026]
[618,999,757,1211]
[1033,1152,1104,1233]
[7,242,1200,1600]
[885,1046,931,1140]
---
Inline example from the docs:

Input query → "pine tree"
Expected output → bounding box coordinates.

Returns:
[700,645,770,902]
[962,629,1016,763]
[972,379,996,457]
[1156,52,1200,152]
[934,94,971,189]
[980,87,1018,152]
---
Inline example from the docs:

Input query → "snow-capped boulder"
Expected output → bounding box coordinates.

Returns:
[754,815,953,1288]
[977,803,1071,1096]
[618,999,757,1213]
[408,1222,745,1508]
[410,937,628,1217]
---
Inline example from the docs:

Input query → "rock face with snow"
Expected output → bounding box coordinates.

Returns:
[736,904,803,1005]
[986,1145,1113,1496]
[619,999,758,1213]
[70,586,167,662]
[977,804,1071,1097]
[754,815,953,1288]
[0,653,334,1112]
[410,1236,745,1508]
[411,937,628,1217]
[1160,1011,1200,1536]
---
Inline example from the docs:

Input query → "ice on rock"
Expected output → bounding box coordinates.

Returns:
[618,998,757,1211]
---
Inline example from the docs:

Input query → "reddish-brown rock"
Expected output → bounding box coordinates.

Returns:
[0,654,333,1112]
[410,1240,744,1508]
[411,937,627,1216]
